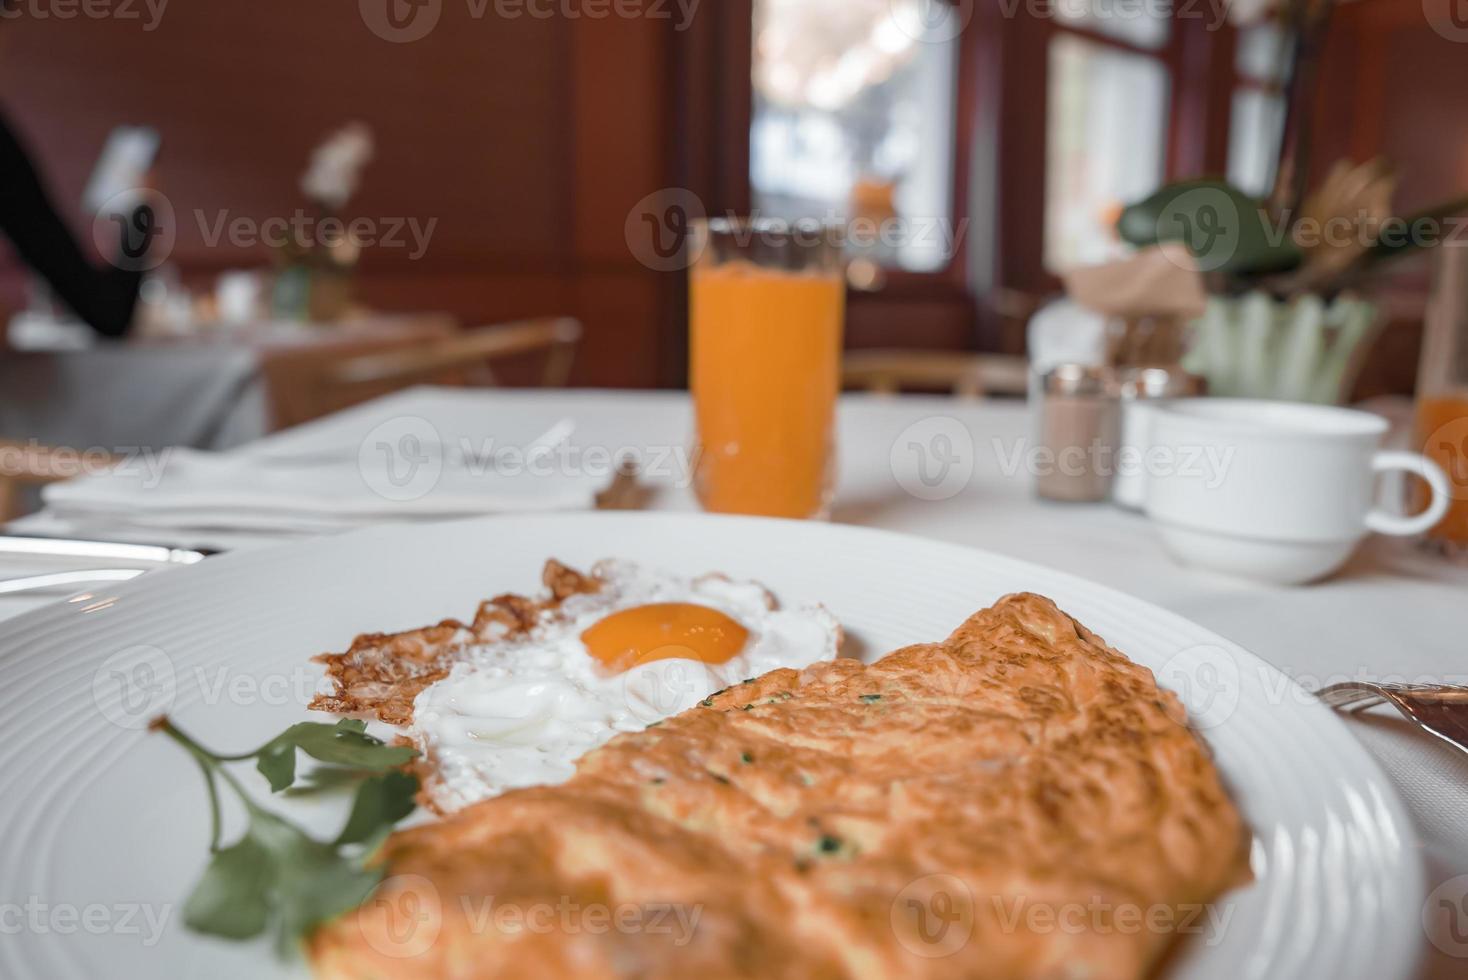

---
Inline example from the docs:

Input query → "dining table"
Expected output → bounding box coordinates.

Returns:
[0,312,455,452]
[3,385,1466,978]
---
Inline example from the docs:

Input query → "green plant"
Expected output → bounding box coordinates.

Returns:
[1117,0,1468,300]
[153,716,419,956]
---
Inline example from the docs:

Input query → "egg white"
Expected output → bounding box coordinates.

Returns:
[407,560,841,811]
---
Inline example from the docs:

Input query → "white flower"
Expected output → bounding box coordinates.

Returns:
[300,122,374,210]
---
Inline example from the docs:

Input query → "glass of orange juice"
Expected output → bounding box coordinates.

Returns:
[1412,245,1468,554]
[689,218,845,519]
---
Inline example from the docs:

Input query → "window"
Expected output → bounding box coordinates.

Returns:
[1052,0,1170,49]
[750,0,960,271]
[715,0,1275,351]
[1042,5,1173,272]
[1043,32,1170,270]
[1227,22,1292,197]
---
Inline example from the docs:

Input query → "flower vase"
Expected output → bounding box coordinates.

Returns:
[1184,292,1379,405]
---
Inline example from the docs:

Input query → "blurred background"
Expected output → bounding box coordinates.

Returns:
[1,0,1465,398]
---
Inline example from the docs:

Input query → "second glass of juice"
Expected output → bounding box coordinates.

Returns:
[689,219,845,519]
[1412,243,1468,554]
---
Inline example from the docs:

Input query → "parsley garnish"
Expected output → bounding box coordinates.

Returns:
[813,833,856,858]
[153,716,420,957]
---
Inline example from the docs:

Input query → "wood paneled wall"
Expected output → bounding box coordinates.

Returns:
[0,2,682,386]
[5,1,1463,394]
[1314,0,1468,216]
[1312,0,1468,397]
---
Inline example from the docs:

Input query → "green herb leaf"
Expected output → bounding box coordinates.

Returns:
[257,720,416,792]
[155,715,422,958]
[256,740,297,792]
[294,720,417,768]
[283,767,373,797]
[272,851,383,959]
[246,808,384,957]
[182,836,273,940]
[336,770,419,846]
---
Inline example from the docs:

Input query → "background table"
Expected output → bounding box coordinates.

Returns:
[7,386,1467,977]
[0,314,453,452]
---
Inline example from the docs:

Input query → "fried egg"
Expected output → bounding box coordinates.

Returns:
[408,560,841,811]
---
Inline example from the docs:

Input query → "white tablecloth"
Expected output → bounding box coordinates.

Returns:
[7,387,1466,977]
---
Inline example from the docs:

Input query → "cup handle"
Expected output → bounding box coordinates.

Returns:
[1364,451,1452,537]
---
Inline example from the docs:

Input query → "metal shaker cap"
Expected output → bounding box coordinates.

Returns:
[1116,366,1205,400]
[1041,364,1116,398]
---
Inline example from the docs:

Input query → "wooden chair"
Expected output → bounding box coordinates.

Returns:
[842,349,1029,399]
[317,317,583,415]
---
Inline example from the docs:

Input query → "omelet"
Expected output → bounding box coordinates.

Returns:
[310,591,1249,979]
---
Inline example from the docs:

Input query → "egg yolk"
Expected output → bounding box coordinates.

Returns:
[581,603,749,672]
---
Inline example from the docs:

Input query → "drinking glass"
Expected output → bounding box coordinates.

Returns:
[1412,244,1468,554]
[689,218,845,519]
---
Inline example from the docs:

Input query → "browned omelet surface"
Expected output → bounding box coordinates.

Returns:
[309,592,1250,979]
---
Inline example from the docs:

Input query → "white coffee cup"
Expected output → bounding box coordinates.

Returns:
[1142,399,1450,585]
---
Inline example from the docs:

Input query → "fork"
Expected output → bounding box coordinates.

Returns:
[1318,682,1468,755]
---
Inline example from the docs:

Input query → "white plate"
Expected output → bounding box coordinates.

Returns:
[0,513,1422,979]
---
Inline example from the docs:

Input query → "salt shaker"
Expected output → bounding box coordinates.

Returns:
[1034,364,1120,502]
[1111,367,1207,510]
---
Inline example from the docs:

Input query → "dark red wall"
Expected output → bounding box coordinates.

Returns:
[0,2,680,386]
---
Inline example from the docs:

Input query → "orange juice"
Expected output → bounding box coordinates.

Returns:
[1413,394,1468,545]
[690,261,844,518]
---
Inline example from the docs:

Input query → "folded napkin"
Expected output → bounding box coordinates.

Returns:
[43,445,607,534]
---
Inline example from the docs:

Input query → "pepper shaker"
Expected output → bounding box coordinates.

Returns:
[1033,364,1120,502]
